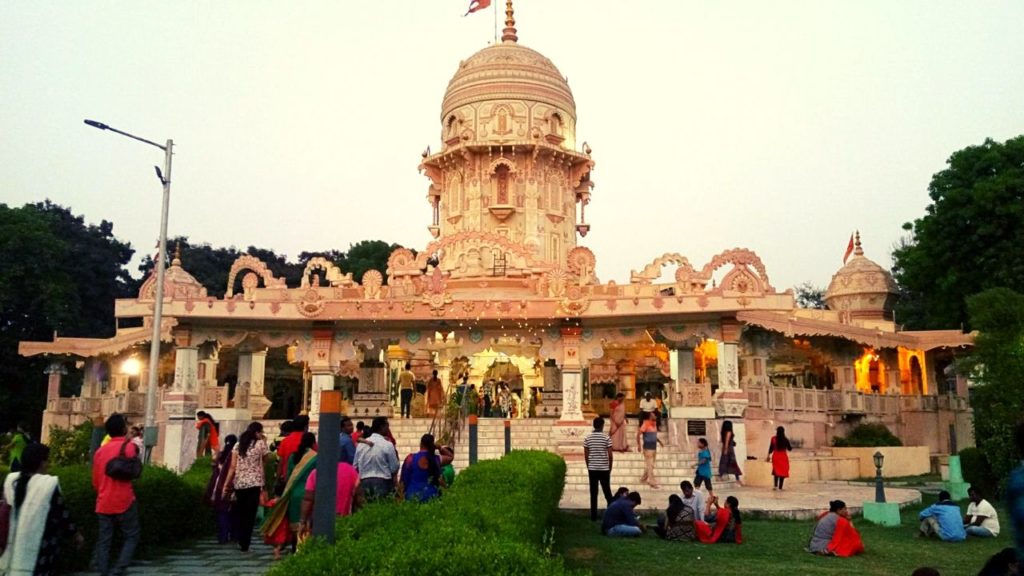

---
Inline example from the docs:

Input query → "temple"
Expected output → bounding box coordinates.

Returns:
[21,1,973,479]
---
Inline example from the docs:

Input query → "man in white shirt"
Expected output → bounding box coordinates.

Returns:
[354,416,400,501]
[679,480,706,522]
[964,486,1000,538]
[639,392,658,428]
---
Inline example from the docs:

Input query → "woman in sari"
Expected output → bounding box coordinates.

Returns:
[400,434,443,502]
[767,426,792,491]
[260,432,317,559]
[718,420,743,485]
[695,495,743,544]
[608,393,629,452]
[1,443,83,576]
[205,434,237,544]
[426,370,445,417]
[807,500,864,557]
[654,495,696,542]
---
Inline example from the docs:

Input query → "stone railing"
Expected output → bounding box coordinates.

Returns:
[747,386,966,416]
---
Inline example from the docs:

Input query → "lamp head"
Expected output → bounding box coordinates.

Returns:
[84,119,109,130]
[873,451,884,469]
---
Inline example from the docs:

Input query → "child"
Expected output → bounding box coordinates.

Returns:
[694,437,714,498]
[261,489,289,559]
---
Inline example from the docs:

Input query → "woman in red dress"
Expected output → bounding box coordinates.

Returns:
[767,426,792,490]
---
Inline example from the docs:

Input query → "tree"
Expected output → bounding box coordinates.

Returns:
[962,287,1024,487]
[893,135,1024,330]
[794,282,826,309]
[341,240,405,284]
[0,202,135,435]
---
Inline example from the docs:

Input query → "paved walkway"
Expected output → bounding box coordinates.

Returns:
[75,536,278,576]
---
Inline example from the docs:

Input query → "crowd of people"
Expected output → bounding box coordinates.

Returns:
[203,414,455,560]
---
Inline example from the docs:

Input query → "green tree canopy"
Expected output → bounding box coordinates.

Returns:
[0,202,135,433]
[893,135,1024,329]
[962,287,1024,487]
[794,282,826,309]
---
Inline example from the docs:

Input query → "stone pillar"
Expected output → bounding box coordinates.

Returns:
[553,324,590,454]
[309,371,335,421]
[239,350,271,418]
[159,335,200,473]
[82,359,101,399]
[713,321,749,466]
[307,329,335,424]
[617,361,636,400]
[45,362,66,402]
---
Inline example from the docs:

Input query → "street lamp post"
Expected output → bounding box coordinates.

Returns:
[873,450,886,503]
[85,119,173,463]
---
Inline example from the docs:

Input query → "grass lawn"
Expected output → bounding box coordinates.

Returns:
[556,495,1008,576]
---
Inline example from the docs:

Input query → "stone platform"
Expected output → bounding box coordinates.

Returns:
[560,482,922,520]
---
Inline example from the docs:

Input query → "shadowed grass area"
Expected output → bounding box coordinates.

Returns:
[556,495,1008,576]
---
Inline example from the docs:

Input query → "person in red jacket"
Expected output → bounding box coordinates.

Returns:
[92,413,142,576]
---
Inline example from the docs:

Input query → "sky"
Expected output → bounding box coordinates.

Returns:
[3,1,1023,292]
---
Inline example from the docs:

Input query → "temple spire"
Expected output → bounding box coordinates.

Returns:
[501,0,518,43]
[854,230,864,257]
[172,241,182,266]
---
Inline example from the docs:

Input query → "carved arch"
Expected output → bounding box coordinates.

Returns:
[225,255,286,298]
[630,253,698,284]
[487,157,517,175]
[700,248,773,292]
[300,257,355,288]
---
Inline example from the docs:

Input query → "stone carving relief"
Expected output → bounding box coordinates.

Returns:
[300,257,355,288]
[362,270,384,300]
[225,255,287,298]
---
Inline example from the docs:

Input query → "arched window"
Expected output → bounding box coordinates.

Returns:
[446,115,458,137]
[549,112,563,135]
[494,105,512,135]
[549,234,560,262]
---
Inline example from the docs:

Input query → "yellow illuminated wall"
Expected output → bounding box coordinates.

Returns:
[897,346,928,395]
[854,348,886,393]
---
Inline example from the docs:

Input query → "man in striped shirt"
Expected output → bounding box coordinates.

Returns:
[584,416,615,521]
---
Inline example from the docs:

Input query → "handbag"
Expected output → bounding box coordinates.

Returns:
[0,497,11,555]
[105,438,143,481]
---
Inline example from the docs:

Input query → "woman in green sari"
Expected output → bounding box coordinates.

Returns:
[261,432,317,558]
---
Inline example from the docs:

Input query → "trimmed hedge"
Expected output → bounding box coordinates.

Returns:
[269,450,576,576]
[2,457,215,571]
[833,423,903,447]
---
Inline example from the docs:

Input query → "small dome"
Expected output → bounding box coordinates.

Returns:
[824,233,898,320]
[138,246,208,301]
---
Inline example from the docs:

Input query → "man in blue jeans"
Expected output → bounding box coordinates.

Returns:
[91,414,141,575]
[602,491,644,537]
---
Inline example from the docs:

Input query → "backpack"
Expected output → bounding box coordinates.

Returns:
[105,438,143,481]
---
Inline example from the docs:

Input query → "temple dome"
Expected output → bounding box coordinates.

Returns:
[441,42,576,123]
[138,248,208,301]
[824,233,898,320]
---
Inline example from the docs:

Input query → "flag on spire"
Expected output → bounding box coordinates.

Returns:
[842,232,855,264]
[464,0,491,15]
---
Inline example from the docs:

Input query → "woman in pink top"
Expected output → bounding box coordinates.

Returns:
[300,461,361,533]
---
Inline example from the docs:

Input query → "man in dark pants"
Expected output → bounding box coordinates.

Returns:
[398,363,415,418]
[583,416,614,521]
[91,413,141,576]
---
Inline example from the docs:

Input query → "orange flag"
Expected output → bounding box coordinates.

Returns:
[842,233,855,264]
[465,0,491,15]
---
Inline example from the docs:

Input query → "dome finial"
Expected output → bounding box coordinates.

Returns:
[854,230,863,257]
[501,0,518,43]
[172,241,182,267]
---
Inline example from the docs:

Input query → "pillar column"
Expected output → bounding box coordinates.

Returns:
[553,323,590,454]
[713,321,749,464]
[159,334,200,473]
[45,361,66,402]
[239,350,271,417]
[307,329,335,425]
[309,371,335,421]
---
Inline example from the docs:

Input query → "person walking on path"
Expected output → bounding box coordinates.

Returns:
[426,370,444,417]
[767,426,792,490]
[637,412,664,489]
[206,434,238,544]
[583,417,614,521]
[608,393,629,452]
[262,432,317,559]
[225,422,270,552]
[5,424,30,472]
[398,363,416,419]
[638,392,658,428]
[195,411,220,459]
[92,413,142,575]
[718,420,743,486]
[1,442,83,575]
[694,438,714,498]
[354,417,400,501]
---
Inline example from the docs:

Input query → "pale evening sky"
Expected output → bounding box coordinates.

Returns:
[2,1,1023,293]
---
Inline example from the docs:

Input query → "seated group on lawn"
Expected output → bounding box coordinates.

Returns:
[600,481,743,544]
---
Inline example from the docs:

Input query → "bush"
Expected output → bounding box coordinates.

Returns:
[958,447,1000,497]
[0,456,216,572]
[833,423,903,447]
[48,421,93,465]
[269,450,576,576]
